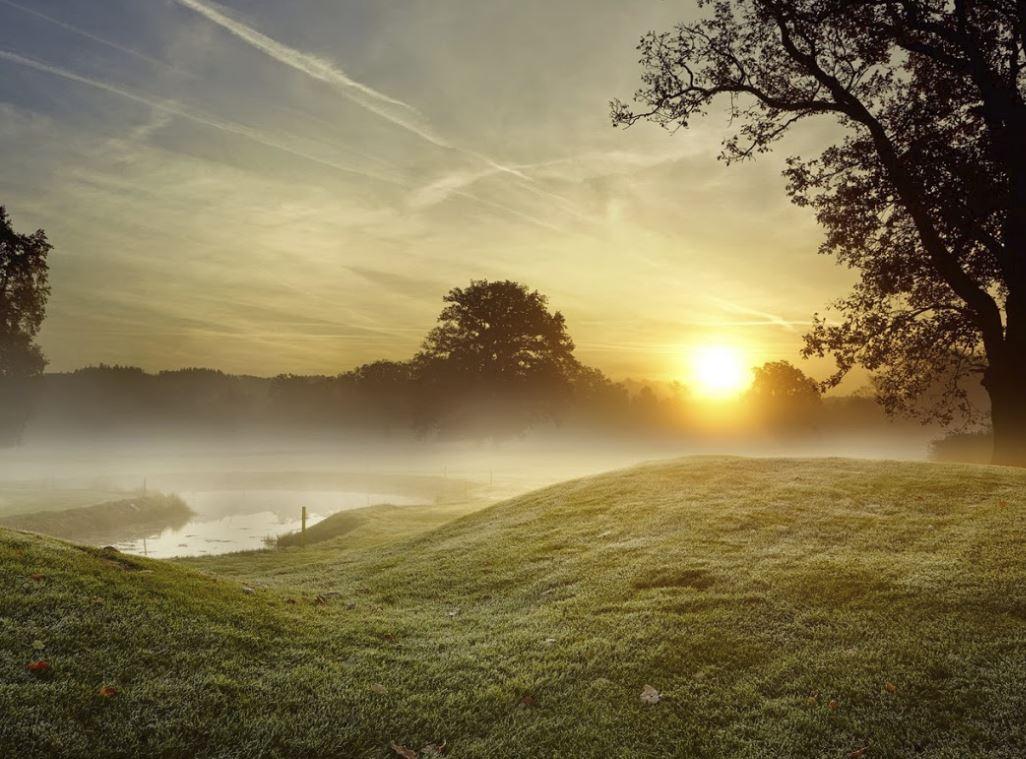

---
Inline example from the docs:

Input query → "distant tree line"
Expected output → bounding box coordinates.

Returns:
[0,205,920,447]
[19,279,903,444]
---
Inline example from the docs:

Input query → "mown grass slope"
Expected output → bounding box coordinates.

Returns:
[3,457,1026,758]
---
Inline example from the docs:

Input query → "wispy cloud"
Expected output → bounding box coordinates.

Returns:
[175,0,449,148]
[0,0,174,72]
[0,50,402,185]
[708,297,803,333]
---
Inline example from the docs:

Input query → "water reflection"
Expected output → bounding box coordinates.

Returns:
[114,489,423,558]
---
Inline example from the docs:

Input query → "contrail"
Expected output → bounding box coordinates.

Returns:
[0,0,172,71]
[175,0,449,148]
[709,297,801,333]
[0,50,402,186]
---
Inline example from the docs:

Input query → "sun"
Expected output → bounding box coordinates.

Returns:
[689,345,752,399]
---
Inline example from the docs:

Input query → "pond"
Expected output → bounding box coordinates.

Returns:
[112,489,425,558]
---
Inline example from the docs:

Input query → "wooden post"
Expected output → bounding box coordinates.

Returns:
[301,506,307,547]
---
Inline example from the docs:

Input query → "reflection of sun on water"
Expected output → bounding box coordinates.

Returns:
[690,345,752,399]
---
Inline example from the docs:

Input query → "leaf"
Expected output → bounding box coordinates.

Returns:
[827,699,839,711]
[640,684,661,704]
[370,683,387,694]
[519,693,537,708]
[884,681,897,694]
[29,573,44,583]
[25,660,49,674]
[98,685,118,698]
[390,742,418,759]
[31,639,45,651]
[849,746,869,758]
[421,741,447,757]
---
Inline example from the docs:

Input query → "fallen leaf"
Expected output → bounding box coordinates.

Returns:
[370,683,387,694]
[390,742,418,759]
[849,746,868,758]
[805,695,818,706]
[519,693,537,708]
[884,681,897,694]
[242,586,256,595]
[828,699,840,711]
[446,609,459,618]
[640,684,661,704]
[543,638,556,646]
[998,500,1009,508]
[421,740,447,757]
[25,660,49,674]
[98,685,118,698]
[29,573,44,583]
[312,594,328,606]
[31,640,45,651]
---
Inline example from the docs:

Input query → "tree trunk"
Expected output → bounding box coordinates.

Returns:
[987,360,1026,467]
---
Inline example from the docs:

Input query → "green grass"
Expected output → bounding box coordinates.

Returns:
[2,457,1026,758]
[273,501,483,549]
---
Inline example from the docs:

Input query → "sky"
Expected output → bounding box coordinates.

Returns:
[0,0,856,384]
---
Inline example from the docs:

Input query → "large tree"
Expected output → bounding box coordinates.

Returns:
[613,1,1026,466]
[414,280,581,435]
[0,206,51,445]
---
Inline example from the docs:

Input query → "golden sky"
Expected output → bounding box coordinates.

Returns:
[0,0,855,384]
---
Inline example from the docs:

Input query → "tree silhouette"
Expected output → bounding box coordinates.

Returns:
[613,2,1026,465]
[748,361,821,406]
[415,280,581,435]
[0,206,51,445]
[747,360,821,433]
[419,280,578,382]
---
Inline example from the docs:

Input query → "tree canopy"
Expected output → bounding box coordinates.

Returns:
[413,280,582,436]
[614,0,1026,465]
[1,206,50,379]
[0,206,51,445]
[417,279,579,385]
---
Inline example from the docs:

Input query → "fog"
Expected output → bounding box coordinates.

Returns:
[0,416,938,558]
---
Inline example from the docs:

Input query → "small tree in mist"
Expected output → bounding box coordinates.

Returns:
[0,206,51,446]
[613,1,1026,466]
[415,280,581,436]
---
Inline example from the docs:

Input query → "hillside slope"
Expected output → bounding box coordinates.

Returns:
[3,457,1026,758]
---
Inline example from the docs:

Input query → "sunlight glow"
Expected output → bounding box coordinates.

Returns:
[689,345,752,399]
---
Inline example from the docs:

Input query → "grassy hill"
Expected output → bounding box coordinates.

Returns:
[2,457,1025,758]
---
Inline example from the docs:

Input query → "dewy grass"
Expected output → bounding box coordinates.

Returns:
[2,457,1025,757]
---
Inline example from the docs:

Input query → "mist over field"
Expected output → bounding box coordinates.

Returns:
[2,0,1025,756]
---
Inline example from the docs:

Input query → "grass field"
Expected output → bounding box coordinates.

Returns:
[2,457,1025,758]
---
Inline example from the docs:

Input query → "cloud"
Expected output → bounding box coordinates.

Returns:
[707,297,803,333]
[0,50,402,185]
[175,0,449,148]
